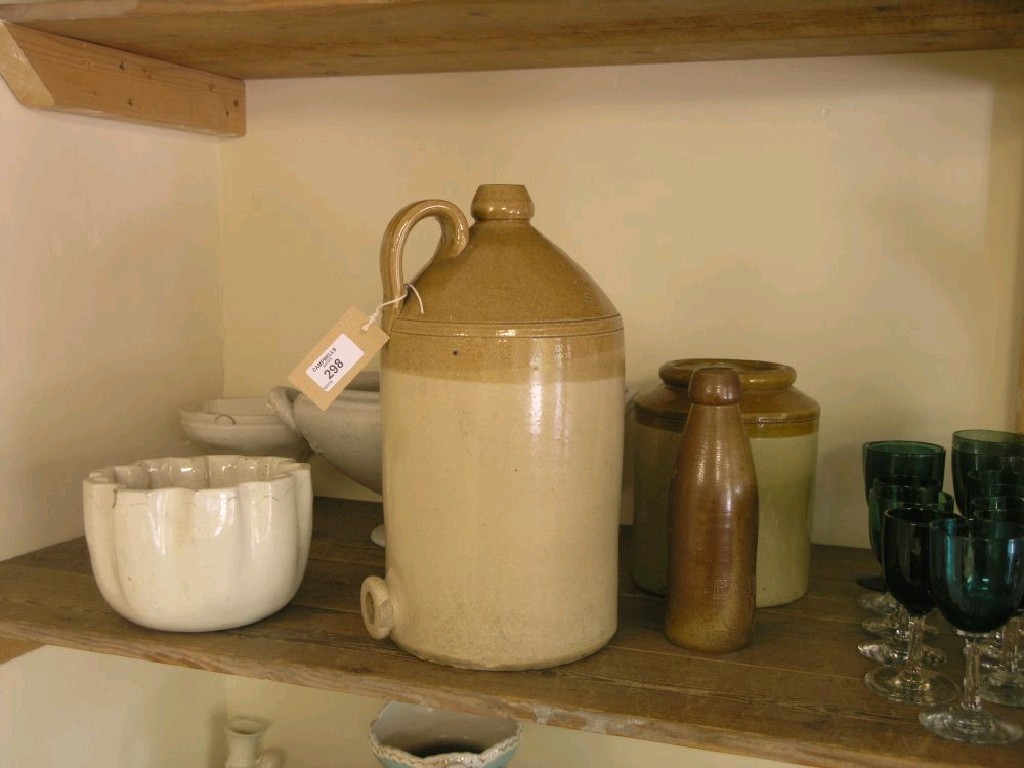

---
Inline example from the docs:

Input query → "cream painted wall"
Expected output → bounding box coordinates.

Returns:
[0,81,226,763]
[1,88,225,560]
[0,647,228,768]
[220,49,1024,549]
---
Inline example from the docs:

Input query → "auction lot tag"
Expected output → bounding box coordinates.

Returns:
[287,306,388,411]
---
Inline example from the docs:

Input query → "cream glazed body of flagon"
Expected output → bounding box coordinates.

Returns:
[361,184,625,670]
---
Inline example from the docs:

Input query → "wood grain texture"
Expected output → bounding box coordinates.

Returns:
[0,21,244,135]
[0,497,1021,767]
[0,1,1021,80]
[0,637,40,664]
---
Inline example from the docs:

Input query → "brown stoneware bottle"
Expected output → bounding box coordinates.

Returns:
[665,366,758,653]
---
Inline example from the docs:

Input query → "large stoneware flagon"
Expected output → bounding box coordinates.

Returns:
[360,184,625,670]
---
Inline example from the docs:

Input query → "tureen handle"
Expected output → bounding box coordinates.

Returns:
[266,386,302,436]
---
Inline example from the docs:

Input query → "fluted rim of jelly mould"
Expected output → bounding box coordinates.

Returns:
[85,454,310,498]
[368,702,521,768]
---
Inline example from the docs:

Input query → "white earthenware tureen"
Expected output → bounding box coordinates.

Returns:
[268,371,381,493]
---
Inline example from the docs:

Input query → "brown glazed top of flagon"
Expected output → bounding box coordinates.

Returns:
[390,184,622,338]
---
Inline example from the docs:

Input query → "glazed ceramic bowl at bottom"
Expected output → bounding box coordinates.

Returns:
[369,701,521,768]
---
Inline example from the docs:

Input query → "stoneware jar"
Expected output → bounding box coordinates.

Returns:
[360,184,625,670]
[632,359,819,607]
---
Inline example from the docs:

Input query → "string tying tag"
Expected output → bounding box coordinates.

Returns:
[361,283,424,332]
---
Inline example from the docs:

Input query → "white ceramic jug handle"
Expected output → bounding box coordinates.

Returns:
[267,387,302,436]
[379,199,469,335]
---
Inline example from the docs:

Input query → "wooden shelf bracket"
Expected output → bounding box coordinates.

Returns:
[0,22,245,137]
[0,638,40,664]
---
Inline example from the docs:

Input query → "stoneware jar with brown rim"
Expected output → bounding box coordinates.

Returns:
[360,184,625,670]
[632,358,819,607]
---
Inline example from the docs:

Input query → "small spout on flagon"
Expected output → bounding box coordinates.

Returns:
[361,576,395,639]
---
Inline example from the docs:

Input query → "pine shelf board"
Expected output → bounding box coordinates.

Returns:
[2,1,1022,80]
[0,1,1022,135]
[0,497,1020,768]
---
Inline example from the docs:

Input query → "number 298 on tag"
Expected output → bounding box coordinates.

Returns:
[305,333,364,392]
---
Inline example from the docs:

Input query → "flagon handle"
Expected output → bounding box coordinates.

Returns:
[379,199,469,335]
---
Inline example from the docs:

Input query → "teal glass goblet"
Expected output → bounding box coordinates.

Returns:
[858,486,950,668]
[921,517,1024,744]
[864,506,958,705]
[965,469,1024,515]
[859,441,945,593]
[863,440,946,502]
[861,477,942,616]
[951,430,1024,514]
[971,496,1024,708]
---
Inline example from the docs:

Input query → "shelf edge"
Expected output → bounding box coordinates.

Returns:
[0,22,245,137]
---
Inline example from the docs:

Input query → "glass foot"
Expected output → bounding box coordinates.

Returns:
[864,666,958,706]
[920,706,1023,744]
[858,640,946,668]
[981,671,1024,708]
[862,617,939,640]
[859,591,897,615]
[981,633,1002,664]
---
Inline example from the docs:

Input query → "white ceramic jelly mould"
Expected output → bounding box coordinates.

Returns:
[84,455,312,632]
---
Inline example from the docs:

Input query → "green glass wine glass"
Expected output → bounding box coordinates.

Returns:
[965,469,1024,515]
[921,517,1024,743]
[971,495,1024,708]
[861,476,943,615]
[858,483,950,668]
[859,441,945,594]
[951,430,1024,514]
[864,506,958,705]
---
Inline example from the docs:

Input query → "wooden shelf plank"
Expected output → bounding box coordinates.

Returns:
[0,22,244,136]
[0,2,1019,133]
[0,497,1020,768]
[0,1,1021,81]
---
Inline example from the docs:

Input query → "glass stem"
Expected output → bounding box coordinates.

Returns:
[894,604,910,642]
[1004,614,1022,675]
[902,613,926,686]
[961,635,984,713]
